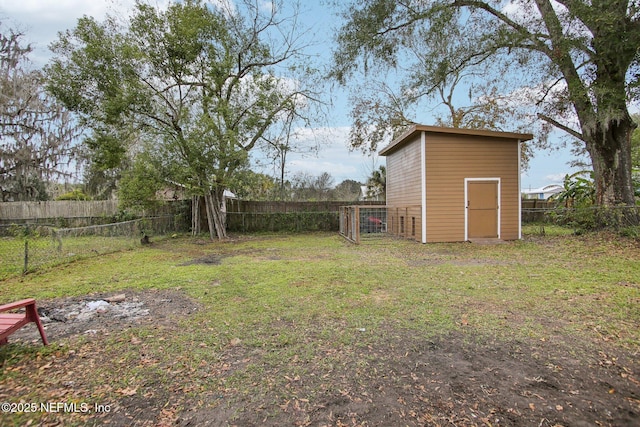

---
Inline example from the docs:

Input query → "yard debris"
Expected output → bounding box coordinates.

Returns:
[39,298,149,324]
[105,294,126,303]
[10,289,198,344]
[116,386,138,396]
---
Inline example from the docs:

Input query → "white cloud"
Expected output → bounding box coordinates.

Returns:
[296,127,371,177]
[501,0,540,26]
[291,125,350,144]
[0,0,118,16]
[253,125,379,185]
[209,0,236,17]
[520,148,580,189]
[545,173,568,183]
[1,0,375,187]
[289,159,357,176]
[0,0,176,65]
[258,0,274,14]
[501,1,590,43]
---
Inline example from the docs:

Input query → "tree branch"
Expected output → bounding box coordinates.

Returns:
[537,113,583,141]
[451,0,552,55]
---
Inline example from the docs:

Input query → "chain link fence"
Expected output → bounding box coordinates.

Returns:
[226,211,339,233]
[522,204,640,236]
[0,216,188,279]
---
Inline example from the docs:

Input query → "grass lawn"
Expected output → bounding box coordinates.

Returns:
[0,235,141,280]
[1,228,639,426]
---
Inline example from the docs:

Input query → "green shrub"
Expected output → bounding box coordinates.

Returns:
[619,226,640,238]
[56,189,90,201]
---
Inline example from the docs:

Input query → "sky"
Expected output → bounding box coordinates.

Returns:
[0,0,582,190]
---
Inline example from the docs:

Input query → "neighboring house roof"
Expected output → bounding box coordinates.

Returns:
[379,124,534,156]
[157,182,236,201]
[522,184,563,193]
[522,184,563,199]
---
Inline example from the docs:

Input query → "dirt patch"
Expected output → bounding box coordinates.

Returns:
[9,288,199,343]
[406,257,512,267]
[179,254,225,266]
[175,327,639,427]
[2,290,639,427]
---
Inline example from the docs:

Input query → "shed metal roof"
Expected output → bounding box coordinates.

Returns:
[379,124,534,156]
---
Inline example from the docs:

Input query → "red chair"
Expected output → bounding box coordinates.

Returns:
[0,299,49,346]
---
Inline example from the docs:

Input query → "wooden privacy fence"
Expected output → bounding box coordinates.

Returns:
[521,199,554,223]
[226,200,384,213]
[0,200,120,220]
[0,200,188,229]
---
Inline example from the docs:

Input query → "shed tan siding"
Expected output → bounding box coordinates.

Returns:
[385,134,422,208]
[385,135,423,240]
[379,125,531,243]
[387,205,422,239]
[425,134,519,242]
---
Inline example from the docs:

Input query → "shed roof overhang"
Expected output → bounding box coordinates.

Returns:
[378,124,534,156]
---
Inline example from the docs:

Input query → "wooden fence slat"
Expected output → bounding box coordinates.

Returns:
[0,201,120,220]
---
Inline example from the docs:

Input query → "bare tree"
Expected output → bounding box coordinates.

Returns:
[0,24,79,201]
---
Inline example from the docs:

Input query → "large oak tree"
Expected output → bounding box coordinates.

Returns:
[47,0,319,239]
[332,0,640,213]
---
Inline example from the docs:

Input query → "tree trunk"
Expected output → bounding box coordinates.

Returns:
[585,115,636,207]
[203,189,227,240]
[584,114,639,226]
[191,196,201,236]
[531,0,638,222]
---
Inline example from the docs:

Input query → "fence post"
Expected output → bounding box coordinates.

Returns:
[355,206,360,244]
[23,240,28,275]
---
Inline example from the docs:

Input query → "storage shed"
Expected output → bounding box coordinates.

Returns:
[379,125,533,243]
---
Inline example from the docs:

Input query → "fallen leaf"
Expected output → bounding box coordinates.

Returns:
[117,387,137,396]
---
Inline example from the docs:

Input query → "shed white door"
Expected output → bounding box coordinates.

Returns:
[467,180,499,239]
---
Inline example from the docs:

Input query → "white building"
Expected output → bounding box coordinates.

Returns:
[521,184,563,200]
